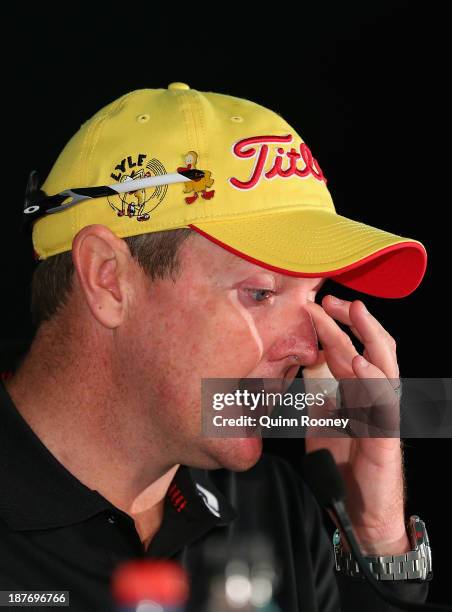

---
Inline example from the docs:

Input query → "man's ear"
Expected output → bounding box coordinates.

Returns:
[71,224,132,329]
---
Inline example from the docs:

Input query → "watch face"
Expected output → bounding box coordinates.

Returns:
[410,516,429,549]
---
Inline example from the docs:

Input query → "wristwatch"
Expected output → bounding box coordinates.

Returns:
[333,515,433,581]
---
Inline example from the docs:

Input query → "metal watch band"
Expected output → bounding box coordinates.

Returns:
[334,546,430,581]
[333,515,432,581]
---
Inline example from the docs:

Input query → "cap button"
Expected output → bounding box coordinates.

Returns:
[168,82,190,91]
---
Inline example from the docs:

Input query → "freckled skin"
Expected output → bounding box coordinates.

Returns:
[116,233,324,472]
[5,229,325,518]
[6,228,410,554]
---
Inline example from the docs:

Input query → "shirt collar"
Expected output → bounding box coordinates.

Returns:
[0,379,236,532]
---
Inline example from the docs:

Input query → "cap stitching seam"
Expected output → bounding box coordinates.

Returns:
[178,91,208,218]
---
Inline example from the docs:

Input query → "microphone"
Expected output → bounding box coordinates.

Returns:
[111,559,189,611]
[301,449,451,611]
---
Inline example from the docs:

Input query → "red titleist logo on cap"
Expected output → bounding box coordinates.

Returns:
[228,134,327,190]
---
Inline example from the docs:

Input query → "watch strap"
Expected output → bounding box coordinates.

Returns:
[333,515,433,581]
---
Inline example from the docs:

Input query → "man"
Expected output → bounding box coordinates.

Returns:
[0,82,431,611]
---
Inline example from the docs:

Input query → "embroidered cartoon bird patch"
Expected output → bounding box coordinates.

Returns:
[177,151,215,205]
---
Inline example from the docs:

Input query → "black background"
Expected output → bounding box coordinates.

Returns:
[0,2,450,606]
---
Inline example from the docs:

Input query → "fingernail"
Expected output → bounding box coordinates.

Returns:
[329,296,343,305]
[357,356,369,368]
[361,302,370,315]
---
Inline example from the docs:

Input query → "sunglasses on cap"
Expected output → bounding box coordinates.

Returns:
[22,168,205,232]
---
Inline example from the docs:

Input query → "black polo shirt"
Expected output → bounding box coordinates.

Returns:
[0,378,430,611]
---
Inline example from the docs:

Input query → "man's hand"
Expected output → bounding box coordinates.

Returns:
[303,295,411,556]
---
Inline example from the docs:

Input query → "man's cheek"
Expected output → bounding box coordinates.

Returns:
[155,292,266,377]
[176,313,263,379]
[227,292,264,364]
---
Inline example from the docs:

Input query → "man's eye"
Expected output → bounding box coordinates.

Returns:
[246,289,275,303]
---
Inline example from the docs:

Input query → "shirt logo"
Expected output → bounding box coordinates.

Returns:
[195,483,221,517]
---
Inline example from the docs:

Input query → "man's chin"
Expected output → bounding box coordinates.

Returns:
[205,436,263,472]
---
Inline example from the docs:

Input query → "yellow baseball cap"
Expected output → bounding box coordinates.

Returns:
[25,82,427,298]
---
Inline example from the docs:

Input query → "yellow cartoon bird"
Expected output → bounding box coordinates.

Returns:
[177,151,215,205]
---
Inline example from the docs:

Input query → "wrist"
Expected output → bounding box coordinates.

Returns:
[333,516,433,581]
[339,527,412,556]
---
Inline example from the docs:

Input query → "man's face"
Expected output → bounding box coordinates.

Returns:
[121,233,326,471]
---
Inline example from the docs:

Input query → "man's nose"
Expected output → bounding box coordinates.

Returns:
[267,306,319,366]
